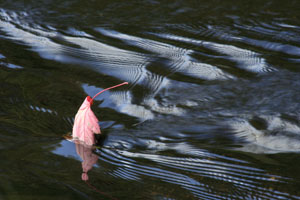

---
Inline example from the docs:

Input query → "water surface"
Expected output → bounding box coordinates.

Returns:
[1,0,300,199]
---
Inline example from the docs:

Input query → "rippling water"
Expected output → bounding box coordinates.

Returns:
[1,0,300,199]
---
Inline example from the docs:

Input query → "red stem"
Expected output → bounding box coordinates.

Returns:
[92,82,128,101]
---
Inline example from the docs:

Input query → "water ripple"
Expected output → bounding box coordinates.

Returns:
[96,28,231,81]
[1,5,300,200]
[92,147,295,199]
[152,32,275,74]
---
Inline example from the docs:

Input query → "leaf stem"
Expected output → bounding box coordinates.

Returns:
[92,82,128,100]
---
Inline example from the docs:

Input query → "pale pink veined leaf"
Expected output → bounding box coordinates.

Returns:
[72,96,100,146]
[72,82,128,146]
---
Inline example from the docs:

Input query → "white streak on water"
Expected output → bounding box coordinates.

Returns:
[152,33,275,74]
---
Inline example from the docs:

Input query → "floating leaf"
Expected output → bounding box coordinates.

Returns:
[72,82,128,146]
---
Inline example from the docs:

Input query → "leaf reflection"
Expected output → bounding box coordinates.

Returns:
[74,140,118,200]
[74,142,98,181]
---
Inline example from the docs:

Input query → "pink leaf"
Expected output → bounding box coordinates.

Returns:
[72,82,128,146]
[72,96,100,146]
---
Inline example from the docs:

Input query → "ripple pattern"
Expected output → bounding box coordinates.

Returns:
[1,4,300,200]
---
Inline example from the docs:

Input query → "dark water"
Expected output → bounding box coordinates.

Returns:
[1,0,300,199]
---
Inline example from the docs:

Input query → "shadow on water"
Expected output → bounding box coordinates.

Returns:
[1,0,300,199]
